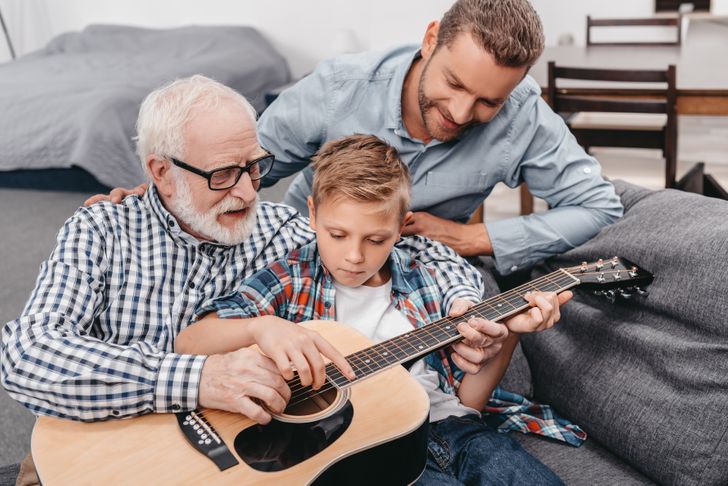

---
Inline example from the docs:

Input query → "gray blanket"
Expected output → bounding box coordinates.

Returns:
[0,24,289,187]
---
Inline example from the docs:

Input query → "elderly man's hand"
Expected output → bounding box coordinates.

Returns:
[83,183,148,206]
[198,347,292,425]
[448,298,509,374]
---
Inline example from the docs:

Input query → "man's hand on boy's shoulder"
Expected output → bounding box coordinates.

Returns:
[402,211,493,257]
[84,183,148,206]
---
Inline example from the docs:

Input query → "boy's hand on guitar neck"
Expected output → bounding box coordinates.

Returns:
[448,298,508,374]
[508,290,572,333]
[447,291,571,374]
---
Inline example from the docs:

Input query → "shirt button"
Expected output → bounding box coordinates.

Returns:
[111,410,120,416]
[171,403,181,411]
[510,265,518,272]
[189,282,196,289]
[583,167,592,174]
[169,219,176,228]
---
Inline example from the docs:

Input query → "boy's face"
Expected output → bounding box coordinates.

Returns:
[308,196,408,288]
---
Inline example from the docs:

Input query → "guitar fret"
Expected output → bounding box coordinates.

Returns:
[322,261,643,393]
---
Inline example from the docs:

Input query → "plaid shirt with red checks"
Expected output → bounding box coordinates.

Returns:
[198,242,586,446]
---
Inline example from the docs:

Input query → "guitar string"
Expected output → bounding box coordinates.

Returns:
[192,263,641,420]
[282,266,625,398]
[281,265,601,404]
[283,264,633,401]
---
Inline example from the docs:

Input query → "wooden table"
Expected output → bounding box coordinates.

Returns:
[531,45,728,115]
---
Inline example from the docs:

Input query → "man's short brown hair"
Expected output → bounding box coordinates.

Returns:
[436,0,545,68]
[311,134,410,219]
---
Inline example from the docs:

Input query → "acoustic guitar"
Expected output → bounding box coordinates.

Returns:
[31,257,652,485]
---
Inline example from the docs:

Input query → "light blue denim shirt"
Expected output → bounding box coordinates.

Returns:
[258,46,623,274]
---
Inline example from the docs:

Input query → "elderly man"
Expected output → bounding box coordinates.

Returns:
[1,75,564,483]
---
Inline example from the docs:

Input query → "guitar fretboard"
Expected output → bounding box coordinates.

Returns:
[322,268,580,388]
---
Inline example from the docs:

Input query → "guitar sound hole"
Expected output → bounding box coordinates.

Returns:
[234,401,354,472]
[283,387,338,416]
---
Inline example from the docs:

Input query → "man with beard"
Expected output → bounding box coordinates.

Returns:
[3,75,564,483]
[257,0,624,276]
[1,74,516,422]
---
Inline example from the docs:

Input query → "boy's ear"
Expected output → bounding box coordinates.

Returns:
[148,155,174,197]
[399,211,414,233]
[307,196,317,230]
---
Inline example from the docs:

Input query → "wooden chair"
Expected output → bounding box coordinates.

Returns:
[586,15,682,46]
[547,62,678,191]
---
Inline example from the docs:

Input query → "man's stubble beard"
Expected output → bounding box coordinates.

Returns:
[417,58,472,142]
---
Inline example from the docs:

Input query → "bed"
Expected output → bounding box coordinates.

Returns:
[0,24,290,190]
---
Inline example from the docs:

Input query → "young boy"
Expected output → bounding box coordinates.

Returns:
[177,135,564,484]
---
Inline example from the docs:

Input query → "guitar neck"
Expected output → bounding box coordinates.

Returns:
[324,268,581,388]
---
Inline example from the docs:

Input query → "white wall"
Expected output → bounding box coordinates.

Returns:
[0,0,726,75]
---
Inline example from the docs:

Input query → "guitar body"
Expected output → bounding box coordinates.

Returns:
[31,321,430,485]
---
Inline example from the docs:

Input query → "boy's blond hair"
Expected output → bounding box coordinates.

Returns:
[311,134,410,219]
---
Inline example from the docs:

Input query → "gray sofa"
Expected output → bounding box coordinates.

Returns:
[496,180,728,485]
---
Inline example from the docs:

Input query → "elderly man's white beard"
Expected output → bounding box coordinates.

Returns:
[167,171,258,245]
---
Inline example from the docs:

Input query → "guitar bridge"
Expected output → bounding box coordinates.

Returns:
[176,409,239,471]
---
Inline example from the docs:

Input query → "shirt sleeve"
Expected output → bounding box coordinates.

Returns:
[0,212,206,421]
[396,235,484,311]
[487,95,624,275]
[195,261,294,321]
[257,61,332,186]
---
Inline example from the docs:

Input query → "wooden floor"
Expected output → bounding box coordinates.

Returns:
[484,116,728,222]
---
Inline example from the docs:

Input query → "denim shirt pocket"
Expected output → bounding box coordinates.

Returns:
[422,171,489,221]
[425,171,488,189]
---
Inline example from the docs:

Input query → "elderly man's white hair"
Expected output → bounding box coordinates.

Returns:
[136,75,257,177]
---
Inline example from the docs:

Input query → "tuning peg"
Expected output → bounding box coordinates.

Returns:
[618,288,633,299]
[604,289,617,303]
[635,287,649,296]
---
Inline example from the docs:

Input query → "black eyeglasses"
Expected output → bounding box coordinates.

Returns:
[169,153,275,190]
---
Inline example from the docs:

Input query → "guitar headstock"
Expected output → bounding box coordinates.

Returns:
[566,256,654,301]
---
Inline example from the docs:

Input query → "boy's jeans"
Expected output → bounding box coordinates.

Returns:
[416,414,564,485]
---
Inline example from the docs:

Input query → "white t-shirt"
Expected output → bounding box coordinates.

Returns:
[334,280,479,422]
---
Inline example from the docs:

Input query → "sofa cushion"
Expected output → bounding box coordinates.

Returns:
[521,180,728,485]
[515,433,654,485]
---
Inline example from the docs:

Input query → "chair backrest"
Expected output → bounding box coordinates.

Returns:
[547,62,678,187]
[586,15,682,46]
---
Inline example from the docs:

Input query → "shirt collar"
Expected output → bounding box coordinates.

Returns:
[386,47,421,132]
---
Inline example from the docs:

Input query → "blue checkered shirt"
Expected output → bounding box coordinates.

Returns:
[1,186,482,421]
